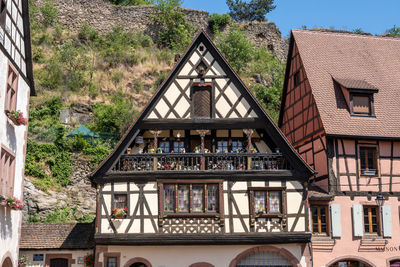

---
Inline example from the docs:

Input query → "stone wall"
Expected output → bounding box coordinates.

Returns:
[34,0,288,61]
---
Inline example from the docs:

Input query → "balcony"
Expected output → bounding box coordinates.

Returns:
[111,152,286,172]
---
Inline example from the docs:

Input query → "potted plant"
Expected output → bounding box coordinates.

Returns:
[84,254,94,267]
[6,110,27,126]
[112,207,127,219]
[6,197,24,210]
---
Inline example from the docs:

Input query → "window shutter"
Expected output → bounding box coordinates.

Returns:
[308,207,312,232]
[352,204,363,237]
[330,204,342,237]
[381,205,392,237]
[192,85,211,118]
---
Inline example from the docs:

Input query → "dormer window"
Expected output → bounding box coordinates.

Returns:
[333,78,378,118]
[351,93,373,116]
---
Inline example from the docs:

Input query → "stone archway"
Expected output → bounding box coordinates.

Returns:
[326,256,376,267]
[123,258,152,267]
[189,263,215,267]
[229,245,301,267]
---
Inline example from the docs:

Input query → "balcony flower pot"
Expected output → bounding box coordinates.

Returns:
[6,110,27,126]
[6,197,24,210]
[112,208,127,219]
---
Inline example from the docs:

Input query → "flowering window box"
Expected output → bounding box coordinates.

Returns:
[6,110,27,126]
[112,208,127,219]
[5,197,24,210]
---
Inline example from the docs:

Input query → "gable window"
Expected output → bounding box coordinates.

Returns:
[249,188,283,217]
[293,71,300,88]
[192,83,211,118]
[363,206,379,235]
[160,182,221,215]
[106,258,117,267]
[311,205,329,236]
[4,64,18,112]
[0,147,15,197]
[351,93,373,116]
[359,145,378,176]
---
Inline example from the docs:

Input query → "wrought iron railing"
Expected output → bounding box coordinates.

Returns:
[113,153,286,172]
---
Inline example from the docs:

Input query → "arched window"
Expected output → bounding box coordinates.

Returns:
[390,260,400,267]
[236,251,292,267]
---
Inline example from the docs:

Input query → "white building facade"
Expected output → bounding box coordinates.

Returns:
[0,1,34,267]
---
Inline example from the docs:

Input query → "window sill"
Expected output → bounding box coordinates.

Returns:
[255,214,283,219]
[163,213,220,218]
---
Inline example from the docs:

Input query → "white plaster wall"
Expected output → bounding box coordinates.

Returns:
[0,51,31,267]
[20,250,92,267]
[106,244,307,267]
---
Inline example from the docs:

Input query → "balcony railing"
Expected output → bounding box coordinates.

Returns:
[112,153,286,172]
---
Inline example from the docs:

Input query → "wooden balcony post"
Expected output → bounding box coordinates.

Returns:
[197,129,209,170]
[244,129,254,170]
[150,130,161,170]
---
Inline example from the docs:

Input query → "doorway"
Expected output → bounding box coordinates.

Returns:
[130,263,147,267]
[50,258,68,267]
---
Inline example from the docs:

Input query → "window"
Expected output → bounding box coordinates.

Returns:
[161,183,220,214]
[363,206,379,235]
[0,147,15,197]
[107,258,117,267]
[113,194,127,210]
[231,140,243,152]
[311,205,329,235]
[173,141,184,153]
[359,145,378,176]
[293,71,300,88]
[159,141,170,153]
[192,84,211,118]
[250,188,283,217]
[217,141,228,152]
[4,64,18,112]
[351,94,373,116]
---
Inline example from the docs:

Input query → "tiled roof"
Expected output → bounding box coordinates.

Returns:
[333,77,378,91]
[292,30,400,138]
[308,184,332,200]
[20,223,94,249]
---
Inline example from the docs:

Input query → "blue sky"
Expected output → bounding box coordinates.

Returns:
[182,0,399,37]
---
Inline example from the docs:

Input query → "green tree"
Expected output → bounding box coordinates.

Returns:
[385,25,400,37]
[40,0,58,27]
[153,0,195,51]
[216,25,253,72]
[226,0,275,22]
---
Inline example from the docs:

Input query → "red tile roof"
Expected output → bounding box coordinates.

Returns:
[293,30,400,138]
[20,223,94,249]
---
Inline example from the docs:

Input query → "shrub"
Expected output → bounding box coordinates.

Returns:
[111,71,124,84]
[36,61,63,90]
[109,0,154,5]
[208,13,231,34]
[216,25,253,72]
[153,0,195,51]
[78,22,99,44]
[92,92,138,134]
[40,0,58,27]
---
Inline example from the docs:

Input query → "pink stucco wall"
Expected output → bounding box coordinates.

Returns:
[312,196,400,267]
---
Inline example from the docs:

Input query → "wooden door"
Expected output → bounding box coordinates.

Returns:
[50,258,68,267]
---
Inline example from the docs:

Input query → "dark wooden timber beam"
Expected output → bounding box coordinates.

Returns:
[94,232,311,245]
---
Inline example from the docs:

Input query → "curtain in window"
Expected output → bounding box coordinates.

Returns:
[207,185,218,212]
[254,191,266,213]
[177,185,189,212]
[192,185,204,212]
[269,192,281,213]
[164,185,175,212]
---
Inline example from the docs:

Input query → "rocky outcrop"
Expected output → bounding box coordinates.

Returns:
[23,153,96,221]
[35,0,288,62]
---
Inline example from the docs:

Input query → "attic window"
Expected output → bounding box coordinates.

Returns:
[293,71,300,88]
[351,93,374,116]
[192,82,212,118]
[199,44,205,52]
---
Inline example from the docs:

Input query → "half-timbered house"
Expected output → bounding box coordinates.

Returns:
[279,30,400,267]
[0,1,34,267]
[90,30,315,267]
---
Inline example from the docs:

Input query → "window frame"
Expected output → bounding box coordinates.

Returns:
[4,62,19,113]
[0,145,16,197]
[158,180,223,219]
[350,92,375,117]
[111,193,128,218]
[357,144,379,177]
[363,205,380,236]
[310,204,330,236]
[293,71,301,88]
[248,187,285,220]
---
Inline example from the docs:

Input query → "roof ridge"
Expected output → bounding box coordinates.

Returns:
[292,29,400,42]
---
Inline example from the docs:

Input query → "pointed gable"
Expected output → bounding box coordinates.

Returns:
[90,30,314,180]
[144,35,258,121]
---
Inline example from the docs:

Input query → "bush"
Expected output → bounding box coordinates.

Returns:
[78,22,99,44]
[92,92,138,134]
[208,13,231,34]
[109,0,154,5]
[40,0,58,27]
[153,0,195,51]
[216,25,253,72]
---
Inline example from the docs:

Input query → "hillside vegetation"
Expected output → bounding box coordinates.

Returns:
[25,0,284,221]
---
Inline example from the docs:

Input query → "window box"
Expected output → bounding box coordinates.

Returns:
[6,110,27,126]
